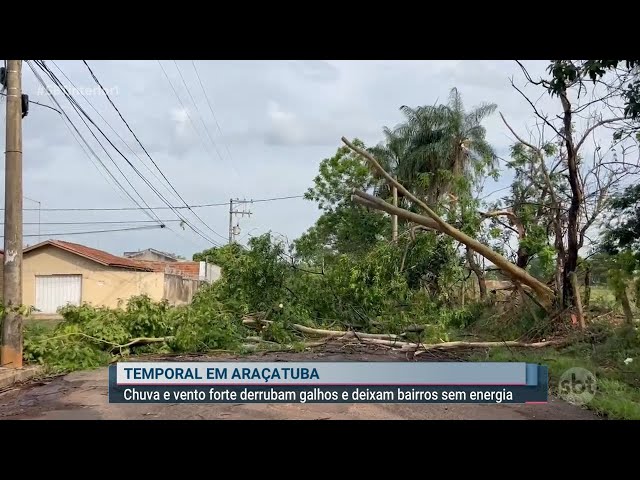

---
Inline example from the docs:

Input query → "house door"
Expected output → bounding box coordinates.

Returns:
[35,275,82,314]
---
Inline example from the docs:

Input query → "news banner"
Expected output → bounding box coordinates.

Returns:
[108,362,548,404]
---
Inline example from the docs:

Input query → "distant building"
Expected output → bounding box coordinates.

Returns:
[0,240,220,315]
[123,248,182,263]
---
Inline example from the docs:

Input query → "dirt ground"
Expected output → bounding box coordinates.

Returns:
[0,344,599,420]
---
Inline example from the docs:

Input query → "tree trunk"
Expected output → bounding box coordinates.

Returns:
[584,264,591,308]
[569,272,586,330]
[617,288,634,325]
[466,248,487,300]
[343,137,555,308]
[555,239,565,307]
[560,90,583,309]
[516,247,529,269]
[351,190,554,308]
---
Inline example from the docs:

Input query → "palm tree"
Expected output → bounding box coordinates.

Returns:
[379,88,497,206]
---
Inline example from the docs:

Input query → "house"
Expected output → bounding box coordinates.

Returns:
[123,248,181,262]
[0,240,220,314]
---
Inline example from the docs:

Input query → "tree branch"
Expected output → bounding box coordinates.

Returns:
[575,117,625,152]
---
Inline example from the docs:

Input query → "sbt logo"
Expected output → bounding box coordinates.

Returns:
[558,367,596,405]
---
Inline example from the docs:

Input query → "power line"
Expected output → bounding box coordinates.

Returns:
[35,61,166,225]
[81,60,227,243]
[0,225,164,239]
[34,61,222,247]
[171,60,230,172]
[26,61,162,224]
[52,61,182,207]
[191,60,234,165]
[157,61,217,163]
[0,91,61,114]
[22,72,134,208]
[2,219,184,225]
[6,195,306,211]
[31,60,164,224]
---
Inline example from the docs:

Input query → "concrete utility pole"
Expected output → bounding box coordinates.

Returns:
[392,185,398,242]
[228,198,233,244]
[2,60,24,369]
[228,198,252,244]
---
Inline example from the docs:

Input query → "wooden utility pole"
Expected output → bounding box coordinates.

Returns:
[2,60,24,369]
[392,185,398,242]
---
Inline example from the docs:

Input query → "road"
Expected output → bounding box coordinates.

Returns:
[0,347,600,420]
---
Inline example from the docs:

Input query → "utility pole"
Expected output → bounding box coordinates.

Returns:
[2,60,24,369]
[228,198,252,244]
[228,198,233,244]
[392,185,398,242]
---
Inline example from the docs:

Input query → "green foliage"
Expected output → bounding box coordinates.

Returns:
[294,141,389,262]
[23,295,247,373]
[193,243,246,269]
[380,88,497,205]
[547,60,640,120]
[603,183,640,257]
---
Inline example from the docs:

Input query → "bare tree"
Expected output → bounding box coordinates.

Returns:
[503,60,640,307]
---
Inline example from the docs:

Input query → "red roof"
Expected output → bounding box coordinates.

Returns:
[136,260,201,279]
[24,240,154,271]
[19,240,202,278]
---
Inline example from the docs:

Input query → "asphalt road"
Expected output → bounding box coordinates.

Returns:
[0,348,600,420]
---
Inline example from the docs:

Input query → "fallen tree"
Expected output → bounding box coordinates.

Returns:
[342,137,555,309]
[242,316,569,354]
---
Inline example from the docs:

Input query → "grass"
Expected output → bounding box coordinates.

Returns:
[470,331,640,420]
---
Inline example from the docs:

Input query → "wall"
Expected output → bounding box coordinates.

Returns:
[22,246,165,310]
[198,262,221,283]
[163,274,204,305]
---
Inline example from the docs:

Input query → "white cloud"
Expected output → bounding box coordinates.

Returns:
[1,59,626,258]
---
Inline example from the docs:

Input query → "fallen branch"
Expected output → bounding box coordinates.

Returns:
[38,332,174,351]
[243,317,571,354]
[413,338,570,356]
[242,317,403,340]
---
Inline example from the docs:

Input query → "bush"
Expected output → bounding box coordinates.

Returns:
[23,295,247,373]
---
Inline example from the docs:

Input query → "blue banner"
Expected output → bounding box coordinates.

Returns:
[108,362,548,404]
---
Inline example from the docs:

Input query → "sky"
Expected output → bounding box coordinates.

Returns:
[0,60,621,259]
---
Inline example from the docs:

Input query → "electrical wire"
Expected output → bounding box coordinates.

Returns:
[171,60,233,175]
[1,220,184,225]
[26,61,162,223]
[34,60,222,246]
[191,60,234,165]
[157,61,224,168]
[53,61,182,207]
[0,91,61,114]
[0,225,164,239]
[24,67,133,208]
[8,195,306,211]
[81,59,228,243]
[31,60,164,224]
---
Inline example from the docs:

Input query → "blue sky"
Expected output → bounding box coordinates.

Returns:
[1,60,620,258]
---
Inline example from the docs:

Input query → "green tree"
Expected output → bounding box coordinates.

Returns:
[193,243,245,271]
[387,87,498,206]
[547,60,640,122]
[601,184,640,324]
[294,140,389,263]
